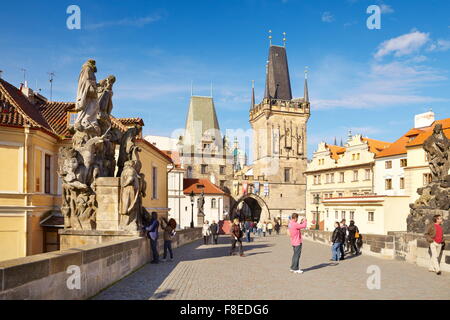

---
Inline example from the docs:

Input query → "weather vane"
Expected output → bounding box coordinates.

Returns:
[283,32,287,47]
[268,30,272,46]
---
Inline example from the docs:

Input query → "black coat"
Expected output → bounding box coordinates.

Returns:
[347,224,359,239]
[331,227,345,243]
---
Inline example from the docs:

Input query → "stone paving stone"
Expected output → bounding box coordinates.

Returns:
[93,235,450,300]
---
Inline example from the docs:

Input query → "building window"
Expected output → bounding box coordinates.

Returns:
[385,161,392,169]
[211,198,217,209]
[338,192,343,198]
[201,164,208,174]
[220,180,226,188]
[423,173,432,186]
[350,211,355,220]
[357,153,360,160]
[339,172,345,183]
[44,154,51,194]
[325,174,330,184]
[365,169,371,180]
[400,159,408,167]
[341,211,346,220]
[353,170,358,181]
[187,166,193,178]
[385,178,392,190]
[368,211,374,222]
[152,167,158,199]
[352,192,358,196]
[326,210,329,218]
[284,168,291,182]
[330,173,334,183]
[335,211,339,219]
[220,166,226,175]
[400,177,405,189]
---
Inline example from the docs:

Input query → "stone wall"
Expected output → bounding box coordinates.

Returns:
[0,228,202,300]
[301,229,450,272]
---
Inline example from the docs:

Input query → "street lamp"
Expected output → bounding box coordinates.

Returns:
[314,194,320,230]
[190,190,195,228]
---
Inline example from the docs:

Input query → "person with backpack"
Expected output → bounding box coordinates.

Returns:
[161,217,177,262]
[347,220,360,255]
[288,213,307,274]
[331,221,345,261]
[339,219,348,260]
[210,220,219,245]
[229,218,244,256]
[145,211,160,264]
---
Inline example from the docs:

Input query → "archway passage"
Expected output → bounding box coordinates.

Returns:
[231,194,270,223]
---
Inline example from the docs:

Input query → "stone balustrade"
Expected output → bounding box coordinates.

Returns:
[0,227,202,300]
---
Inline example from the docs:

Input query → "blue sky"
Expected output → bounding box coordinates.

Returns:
[1,0,450,158]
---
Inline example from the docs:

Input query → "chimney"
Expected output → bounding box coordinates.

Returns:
[414,110,435,128]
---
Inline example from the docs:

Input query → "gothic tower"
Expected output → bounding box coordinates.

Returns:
[249,44,310,221]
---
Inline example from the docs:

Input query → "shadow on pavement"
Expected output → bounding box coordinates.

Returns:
[303,262,339,272]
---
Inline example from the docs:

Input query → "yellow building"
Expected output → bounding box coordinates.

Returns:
[0,79,171,262]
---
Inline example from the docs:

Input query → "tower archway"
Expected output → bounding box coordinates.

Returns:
[231,194,271,223]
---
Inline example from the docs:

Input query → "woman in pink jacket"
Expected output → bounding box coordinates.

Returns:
[288,213,307,274]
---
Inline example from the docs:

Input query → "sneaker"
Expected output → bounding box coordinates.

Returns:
[294,270,304,274]
[437,271,442,275]
[289,269,295,272]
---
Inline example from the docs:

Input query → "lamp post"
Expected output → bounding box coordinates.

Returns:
[314,194,320,230]
[190,191,195,228]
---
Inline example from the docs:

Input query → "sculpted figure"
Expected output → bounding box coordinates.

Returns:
[117,127,142,177]
[423,124,450,182]
[74,59,101,137]
[197,191,205,216]
[97,75,116,135]
[120,160,141,229]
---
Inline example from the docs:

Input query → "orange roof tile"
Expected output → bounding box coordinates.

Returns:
[406,118,450,148]
[117,118,145,127]
[183,178,227,195]
[161,150,182,168]
[326,144,346,161]
[375,128,422,158]
[362,137,392,154]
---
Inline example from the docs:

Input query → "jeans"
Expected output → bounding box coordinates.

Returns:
[163,240,173,259]
[150,238,159,262]
[429,242,443,272]
[332,242,341,261]
[350,238,360,254]
[246,230,251,242]
[290,244,303,271]
[339,242,345,259]
[257,228,262,237]
[230,238,243,255]
[212,234,218,244]
[268,230,272,236]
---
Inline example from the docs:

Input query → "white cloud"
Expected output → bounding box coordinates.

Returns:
[321,12,334,23]
[427,39,450,52]
[374,31,430,59]
[86,14,162,30]
[380,4,394,14]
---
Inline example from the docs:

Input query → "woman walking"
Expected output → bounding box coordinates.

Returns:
[230,218,244,256]
[257,221,263,237]
[262,221,267,237]
[202,220,212,245]
[267,221,273,236]
[331,221,345,261]
[347,220,361,255]
[274,220,280,235]
[161,217,177,262]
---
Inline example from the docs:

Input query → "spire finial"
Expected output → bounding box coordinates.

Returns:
[282,32,287,47]
[268,30,272,46]
[250,80,256,112]
[304,66,309,80]
[304,66,309,103]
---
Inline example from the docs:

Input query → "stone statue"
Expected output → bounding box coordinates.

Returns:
[117,126,142,177]
[120,160,141,230]
[407,123,450,234]
[423,124,450,183]
[197,191,205,217]
[97,75,116,135]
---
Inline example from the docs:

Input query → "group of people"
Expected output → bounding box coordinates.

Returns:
[144,211,177,264]
[201,220,220,245]
[331,219,361,261]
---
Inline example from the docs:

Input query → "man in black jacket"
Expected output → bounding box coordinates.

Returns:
[331,222,345,261]
[210,220,219,245]
[347,220,360,255]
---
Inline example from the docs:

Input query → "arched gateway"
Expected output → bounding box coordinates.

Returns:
[230,194,271,223]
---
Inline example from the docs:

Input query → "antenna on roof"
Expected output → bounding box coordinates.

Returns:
[282,32,287,47]
[20,68,27,84]
[268,30,273,46]
[48,72,55,102]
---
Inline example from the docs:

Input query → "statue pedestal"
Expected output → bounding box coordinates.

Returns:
[197,214,205,226]
[59,229,142,250]
[95,177,121,231]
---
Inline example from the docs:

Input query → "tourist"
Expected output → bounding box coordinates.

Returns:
[262,221,267,237]
[244,220,252,242]
[288,213,307,274]
[331,221,345,261]
[210,220,219,245]
[230,218,244,256]
[202,220,212,245]
[257,221,263,237]
[425,215,445,275]
[347,220,360,255]
[267,221,273,236]
[145,212,160,264]
[274,220,281,235]
[252,221,257,235]
[339,219,348,260]
[161,217,176,262]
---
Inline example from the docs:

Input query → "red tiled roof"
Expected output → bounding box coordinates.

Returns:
[0,78,54,134]
[362,137,392,154]
[117,118,144,127]
[326,144,346,161]
[183,178,227,195]
[375,128,421,158]
[136,138,173,164]
[161,150,181,168]
[406,118,450,148]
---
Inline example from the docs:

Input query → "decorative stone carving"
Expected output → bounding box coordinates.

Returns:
[408,124,450,233]
[58,60,147,232]
[197,191,205,217]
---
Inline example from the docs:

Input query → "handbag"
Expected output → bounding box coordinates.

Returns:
[355,232,360,238]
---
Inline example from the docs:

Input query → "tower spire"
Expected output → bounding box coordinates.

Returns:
[250,80,255,111]
[304,66,309,103]
[282,32,287,47]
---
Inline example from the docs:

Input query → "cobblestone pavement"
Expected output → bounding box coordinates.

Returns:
[93,235,450,300]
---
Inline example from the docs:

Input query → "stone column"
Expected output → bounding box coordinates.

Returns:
[95,177,120,231]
